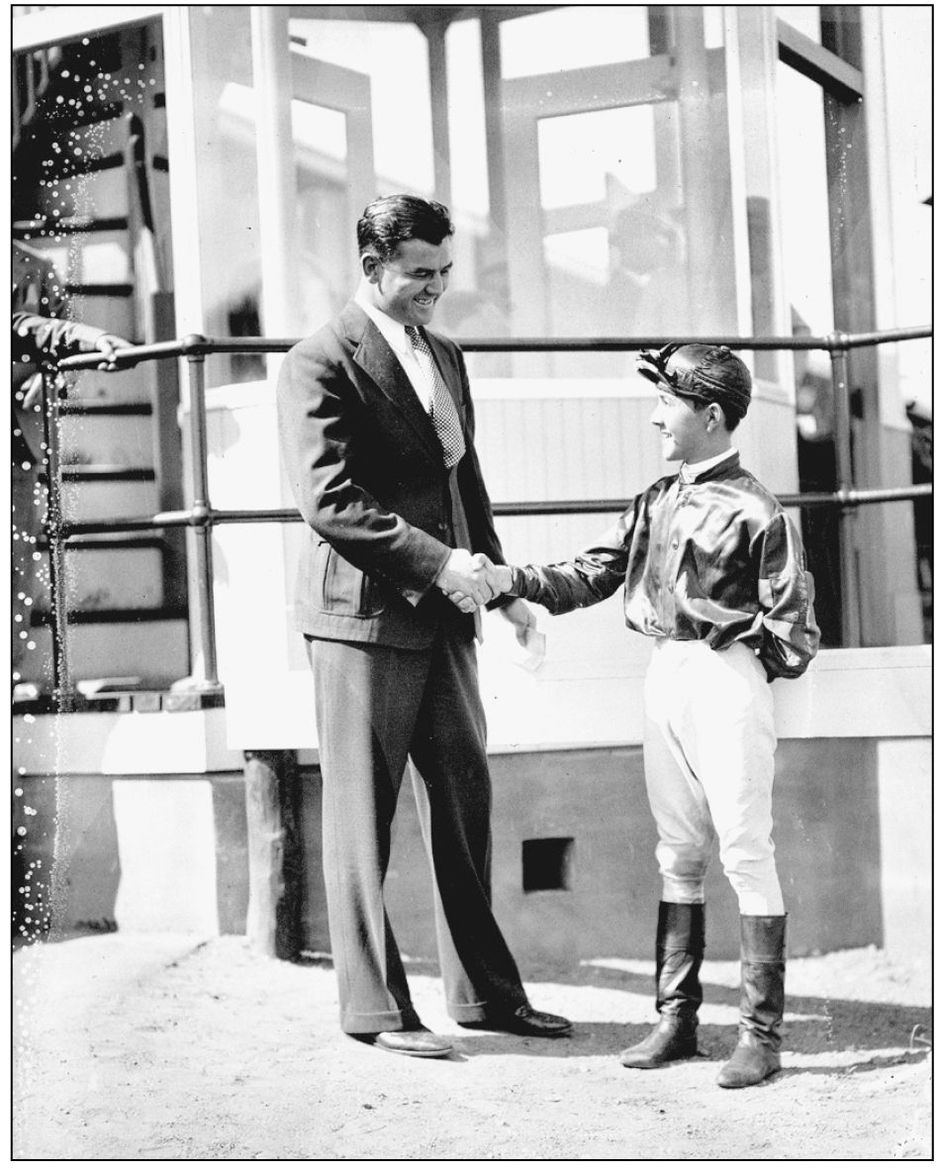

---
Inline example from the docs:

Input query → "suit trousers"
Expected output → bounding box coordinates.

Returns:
[642,638,785,915]
[307,627,528,1034]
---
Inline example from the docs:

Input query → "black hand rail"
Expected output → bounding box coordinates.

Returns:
[48,325,931,702]
[58,324,932,367]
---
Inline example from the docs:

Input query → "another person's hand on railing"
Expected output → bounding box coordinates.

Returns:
[18,326,134,408]
[86,331,134,371]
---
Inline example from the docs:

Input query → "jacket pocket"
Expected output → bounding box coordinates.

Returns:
[317,541,385,618]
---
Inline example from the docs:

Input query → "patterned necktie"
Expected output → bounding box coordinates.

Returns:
[405,326,466,468]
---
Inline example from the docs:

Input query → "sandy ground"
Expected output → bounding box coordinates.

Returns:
[13,933,932,1162]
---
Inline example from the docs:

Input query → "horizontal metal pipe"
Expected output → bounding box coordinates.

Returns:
[61,509,198,535]
[57,337,200,369]
[57,326,933,370]
[834,325,934,349]
[492,485,933,516]
[48,324,931,685]
[459,327,931,353]
[777,485,934,508]
[58,483,932,538]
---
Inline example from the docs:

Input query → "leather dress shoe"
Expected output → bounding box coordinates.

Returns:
[460,1005,572,1038]
[371,1028,453,1058]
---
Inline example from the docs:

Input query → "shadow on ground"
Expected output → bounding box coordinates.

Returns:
[366,953,933,1073]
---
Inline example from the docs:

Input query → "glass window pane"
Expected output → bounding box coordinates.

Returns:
[446,18,488,218]
[290,18,434,195]
[188,6,261,388]
[226,5,732,380]
[703,6,726,48]
[775,6,822,42]
[283,15,438,344]
[777,64,834,346]
[535,102,688,349]
[538,106,658,209]
[544,227,610,284]
[500,6,651,78]
[291,98,349,334]
[777,61,841,646]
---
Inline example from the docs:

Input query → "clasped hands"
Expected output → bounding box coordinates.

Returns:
[437,550,536,646]
[436,550,511,614]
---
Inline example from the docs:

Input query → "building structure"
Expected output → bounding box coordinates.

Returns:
[11,5,932,965]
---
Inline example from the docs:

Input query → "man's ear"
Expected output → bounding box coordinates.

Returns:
[706,402,724,432]
[361,252,381,283]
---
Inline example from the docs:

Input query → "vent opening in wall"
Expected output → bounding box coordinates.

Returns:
[522,837,574,893]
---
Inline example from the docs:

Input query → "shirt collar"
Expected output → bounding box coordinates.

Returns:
[354,288,410,356]
[680,446,738,483]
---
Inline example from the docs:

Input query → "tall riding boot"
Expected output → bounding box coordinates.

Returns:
[620,902,704,1068]
[717,914,786,1088]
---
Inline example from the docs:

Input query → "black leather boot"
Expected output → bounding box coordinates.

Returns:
[717,913,786,1088]
[620,902,704,1068]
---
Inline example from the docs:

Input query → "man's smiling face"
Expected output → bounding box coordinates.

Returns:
[363,236,453,327]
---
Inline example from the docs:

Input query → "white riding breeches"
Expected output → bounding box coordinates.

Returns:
[643,638,784,915]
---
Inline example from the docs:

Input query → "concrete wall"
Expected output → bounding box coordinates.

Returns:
[13,727,929,968]
[313,738,893,966]
[12,646,930,966]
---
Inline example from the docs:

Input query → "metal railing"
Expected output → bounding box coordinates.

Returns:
[51,326,932,705]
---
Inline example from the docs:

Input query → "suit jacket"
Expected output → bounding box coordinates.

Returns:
[277,301,506,648]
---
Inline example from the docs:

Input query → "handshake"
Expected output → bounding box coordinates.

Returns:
[436,550,513,614]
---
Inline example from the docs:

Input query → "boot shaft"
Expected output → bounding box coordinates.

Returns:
[738,913,786,1048]
[657,900,706,953]
[655,901,705,1018]
[740,913,787,962]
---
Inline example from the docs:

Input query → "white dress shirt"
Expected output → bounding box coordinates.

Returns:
[354,289,435,412]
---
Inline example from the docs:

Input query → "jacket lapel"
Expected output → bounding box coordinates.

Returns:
[339,302,444,462]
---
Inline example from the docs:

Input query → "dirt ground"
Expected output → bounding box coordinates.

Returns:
[13,932,932,1161]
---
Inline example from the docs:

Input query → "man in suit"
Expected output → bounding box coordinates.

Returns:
[277,194,572,1058]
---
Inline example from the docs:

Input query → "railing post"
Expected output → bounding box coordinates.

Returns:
[243,748,303,960]
[181,337,220,690]
[829,334,862,647]
[40,369,73,710]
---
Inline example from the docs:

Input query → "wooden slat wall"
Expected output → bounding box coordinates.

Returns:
[473,378,800,564]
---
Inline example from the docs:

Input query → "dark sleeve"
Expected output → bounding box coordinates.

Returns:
[752,511,821,680]
[506,503,639,615]
[276,336,452,597]
[11,312,111,365]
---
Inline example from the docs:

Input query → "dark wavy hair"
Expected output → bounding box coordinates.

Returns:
[357,194,454,262]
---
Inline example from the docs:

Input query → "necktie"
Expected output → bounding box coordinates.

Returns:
[405,326,466,468]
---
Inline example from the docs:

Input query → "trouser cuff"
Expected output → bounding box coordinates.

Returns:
[448,996,528,1024]
[447,997,489,1023]
[342,1006,420,1035]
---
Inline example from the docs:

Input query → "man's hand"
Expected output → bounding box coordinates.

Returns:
[440,558,515,613]
[20,372,45,411]
[84,332,133,371]
[19,331,135,410]
[436,550,499,610]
